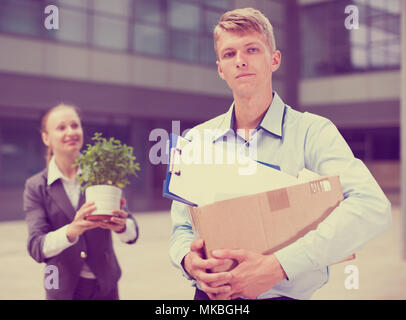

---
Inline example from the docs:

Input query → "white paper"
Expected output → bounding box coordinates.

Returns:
[169,136,300,206]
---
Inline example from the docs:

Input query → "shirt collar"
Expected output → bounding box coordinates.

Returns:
[212,101,236,142]
[47,156,79,186]
[257,91,286,138]
[212,91,286,142]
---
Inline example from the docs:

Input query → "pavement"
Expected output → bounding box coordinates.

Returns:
[0,205,405,300]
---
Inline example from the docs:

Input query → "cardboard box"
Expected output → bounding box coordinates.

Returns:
[188,175,354,273]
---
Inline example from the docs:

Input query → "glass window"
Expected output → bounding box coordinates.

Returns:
[168,1,200,31]
[204,9,222,34]
[300,0,401,77]
[350,27,368,46]
[93,15,128,50]
[369,0,401,14]
[386,42,400,65]
[51,0,89,9]
[351,47,368,69]
[93,0,131,17]
[134,24,168,56]
[0,0,42,37]
[370,46,387,67]
[370,25,394,43]
[171,32,199,62]
[203,0,229,10]
[386,0,401,13]
[273,26,285,51]
[371,16,400,42]
[0,0,233,66]
[263,0,285,26]
[134,0,164,25]
[199,35,217,64]
[0,118,43,187]
[53,7,87,44]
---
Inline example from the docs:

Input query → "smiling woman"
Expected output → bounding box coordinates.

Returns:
[23,103,139,300]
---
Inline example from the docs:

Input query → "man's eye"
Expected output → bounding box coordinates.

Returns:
[247,47,258,53]
[57,126,65,131]
[223,51,235,58]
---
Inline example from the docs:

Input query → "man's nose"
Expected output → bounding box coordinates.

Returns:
[235,52,247,68]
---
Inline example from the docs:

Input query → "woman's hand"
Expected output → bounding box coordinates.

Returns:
[66,202,99,242]
[96,198,128,234]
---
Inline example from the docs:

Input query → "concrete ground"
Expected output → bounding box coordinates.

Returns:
[0,206,405,300]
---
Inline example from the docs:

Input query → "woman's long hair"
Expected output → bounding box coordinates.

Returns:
[40,103,82,167]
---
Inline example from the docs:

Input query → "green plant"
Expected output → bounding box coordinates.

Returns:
[73,132,140,190]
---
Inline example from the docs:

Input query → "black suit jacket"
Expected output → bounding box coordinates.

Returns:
[23,168,139,299]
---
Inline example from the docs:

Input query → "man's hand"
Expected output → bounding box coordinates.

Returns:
[183,239,234,299]
[211,249,287,300]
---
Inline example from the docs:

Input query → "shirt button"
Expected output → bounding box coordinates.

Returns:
[80,251,87,259]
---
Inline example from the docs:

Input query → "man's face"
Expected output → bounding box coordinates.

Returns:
[216,30,281,98]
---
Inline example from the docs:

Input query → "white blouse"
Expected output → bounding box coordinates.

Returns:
[43,156,137,279]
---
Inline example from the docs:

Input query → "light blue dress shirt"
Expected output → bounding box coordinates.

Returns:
[169,91,391,299]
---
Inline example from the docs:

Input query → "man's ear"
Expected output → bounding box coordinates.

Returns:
[271,50,282,72]
[42,132,50,147]
[216,60,225,80]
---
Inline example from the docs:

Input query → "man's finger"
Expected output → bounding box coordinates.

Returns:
[198,271,232,285]
[190,238,204,252]
[193,256,231,271]
[198,281,231,295]
[211,249,247,263]
[207,292,217,300]
[230,292,243,300]
[208,278,231,288]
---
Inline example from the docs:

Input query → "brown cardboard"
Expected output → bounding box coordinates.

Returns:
[188,175,354,273]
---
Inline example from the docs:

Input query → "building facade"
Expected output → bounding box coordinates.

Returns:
[0,0,401,220]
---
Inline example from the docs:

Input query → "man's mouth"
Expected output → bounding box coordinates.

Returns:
[236,73,255,79]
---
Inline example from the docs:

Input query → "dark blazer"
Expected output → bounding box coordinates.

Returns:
[23,168,139,300]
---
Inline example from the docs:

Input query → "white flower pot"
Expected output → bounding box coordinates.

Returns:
[85,185,122,221]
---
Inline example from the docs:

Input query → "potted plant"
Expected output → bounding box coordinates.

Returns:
[73,132,141,221]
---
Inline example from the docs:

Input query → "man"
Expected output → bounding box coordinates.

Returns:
[169,8,391,300]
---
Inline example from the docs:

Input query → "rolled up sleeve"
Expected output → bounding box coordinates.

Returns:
[169,201,196,280]
[275,118,392,280]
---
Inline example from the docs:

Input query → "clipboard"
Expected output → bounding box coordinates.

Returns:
[163,133,299,207]
[162,134,197,206]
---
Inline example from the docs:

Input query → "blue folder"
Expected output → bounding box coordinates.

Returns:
[162,133,197,206]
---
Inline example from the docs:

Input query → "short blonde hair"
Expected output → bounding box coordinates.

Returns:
[214,8,276,57]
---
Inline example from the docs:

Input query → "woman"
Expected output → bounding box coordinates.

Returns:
[23,104,139,300]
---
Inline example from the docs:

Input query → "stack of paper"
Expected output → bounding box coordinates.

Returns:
[163,134,317,207]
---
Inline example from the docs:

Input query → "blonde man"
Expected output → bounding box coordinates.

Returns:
[169,8,391,300]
